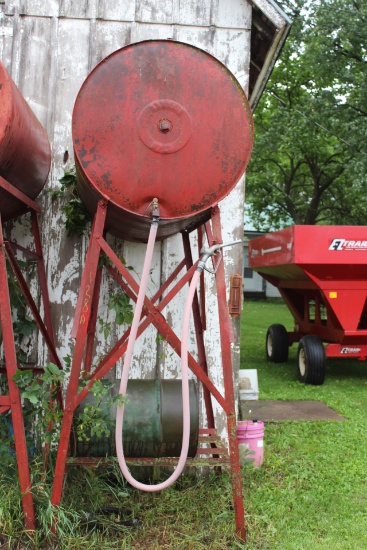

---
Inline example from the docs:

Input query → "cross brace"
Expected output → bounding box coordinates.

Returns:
[50,200,246,540]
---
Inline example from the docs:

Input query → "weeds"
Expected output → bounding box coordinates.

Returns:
[2,300,367,548]
[48,167,89,237]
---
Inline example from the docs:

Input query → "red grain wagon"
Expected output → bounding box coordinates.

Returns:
[248,225,367,384]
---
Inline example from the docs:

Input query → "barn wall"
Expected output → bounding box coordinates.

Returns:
[0,0,252,438]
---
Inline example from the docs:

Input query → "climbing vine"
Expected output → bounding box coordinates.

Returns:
[0,169,134,461]
[9,363,125,457]
[49,167,135,335]
[4,259,37,363]
[48,166,89,237]
[74,379,125,445]
[12,362,65,452]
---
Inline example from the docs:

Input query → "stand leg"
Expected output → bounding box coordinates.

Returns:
[210,206,246,541]
[51,201,107,507]
[0,222,35,531]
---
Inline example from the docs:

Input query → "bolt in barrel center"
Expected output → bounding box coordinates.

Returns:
[158,119,172,134]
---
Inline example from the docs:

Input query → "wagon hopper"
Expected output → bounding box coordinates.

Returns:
[249,225,367,384]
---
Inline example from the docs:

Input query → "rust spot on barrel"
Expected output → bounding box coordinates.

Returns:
[72,40,253,242]
[0,61,51,218]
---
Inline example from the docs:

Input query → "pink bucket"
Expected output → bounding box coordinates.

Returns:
[237,420,264,467]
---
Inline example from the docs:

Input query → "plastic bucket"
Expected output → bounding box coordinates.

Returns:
[237,420,264,467]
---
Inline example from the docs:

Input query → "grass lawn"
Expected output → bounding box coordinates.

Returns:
[241,299,367,549]
[1,299,367,548]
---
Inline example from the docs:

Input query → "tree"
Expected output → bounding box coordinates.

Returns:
[246,0,367,231]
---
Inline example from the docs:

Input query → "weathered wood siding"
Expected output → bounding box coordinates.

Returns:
[0,0,252,437]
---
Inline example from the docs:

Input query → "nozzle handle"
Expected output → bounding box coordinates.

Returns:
[198,239,242,273]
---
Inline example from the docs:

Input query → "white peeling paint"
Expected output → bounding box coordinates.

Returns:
[0,26,12,36]
[1,0,286,446]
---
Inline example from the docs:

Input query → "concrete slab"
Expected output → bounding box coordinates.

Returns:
[240,400,345,422]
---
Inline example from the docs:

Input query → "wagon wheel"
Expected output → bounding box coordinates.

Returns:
[297,335,326,385]
[266,324,289,363]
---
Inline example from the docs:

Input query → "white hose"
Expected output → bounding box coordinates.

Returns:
[115,222,200,491]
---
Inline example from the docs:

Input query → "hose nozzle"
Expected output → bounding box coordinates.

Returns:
[197,239,242,273]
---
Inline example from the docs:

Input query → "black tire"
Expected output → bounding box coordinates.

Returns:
[297,335,326,385]
[266,324,289,363]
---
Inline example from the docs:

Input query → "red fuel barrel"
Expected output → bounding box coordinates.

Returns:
[73,40,254,242]
[0,61,51,219]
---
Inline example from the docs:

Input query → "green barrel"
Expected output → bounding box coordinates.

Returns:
[72,379,199,458]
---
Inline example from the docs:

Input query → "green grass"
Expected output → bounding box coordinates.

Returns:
[241,299,367,549]
[0,465,249,549]
[2,299,367,548]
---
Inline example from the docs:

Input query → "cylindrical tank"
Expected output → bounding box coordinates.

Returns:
[0,61,51,218]
[73,40,254,242]
[72,379,199,458]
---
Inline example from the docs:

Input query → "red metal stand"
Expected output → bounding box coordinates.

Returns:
[50,200,246,540]
[0,177,61,530]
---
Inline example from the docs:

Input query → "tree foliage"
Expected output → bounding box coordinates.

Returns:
[246,0,367,230]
